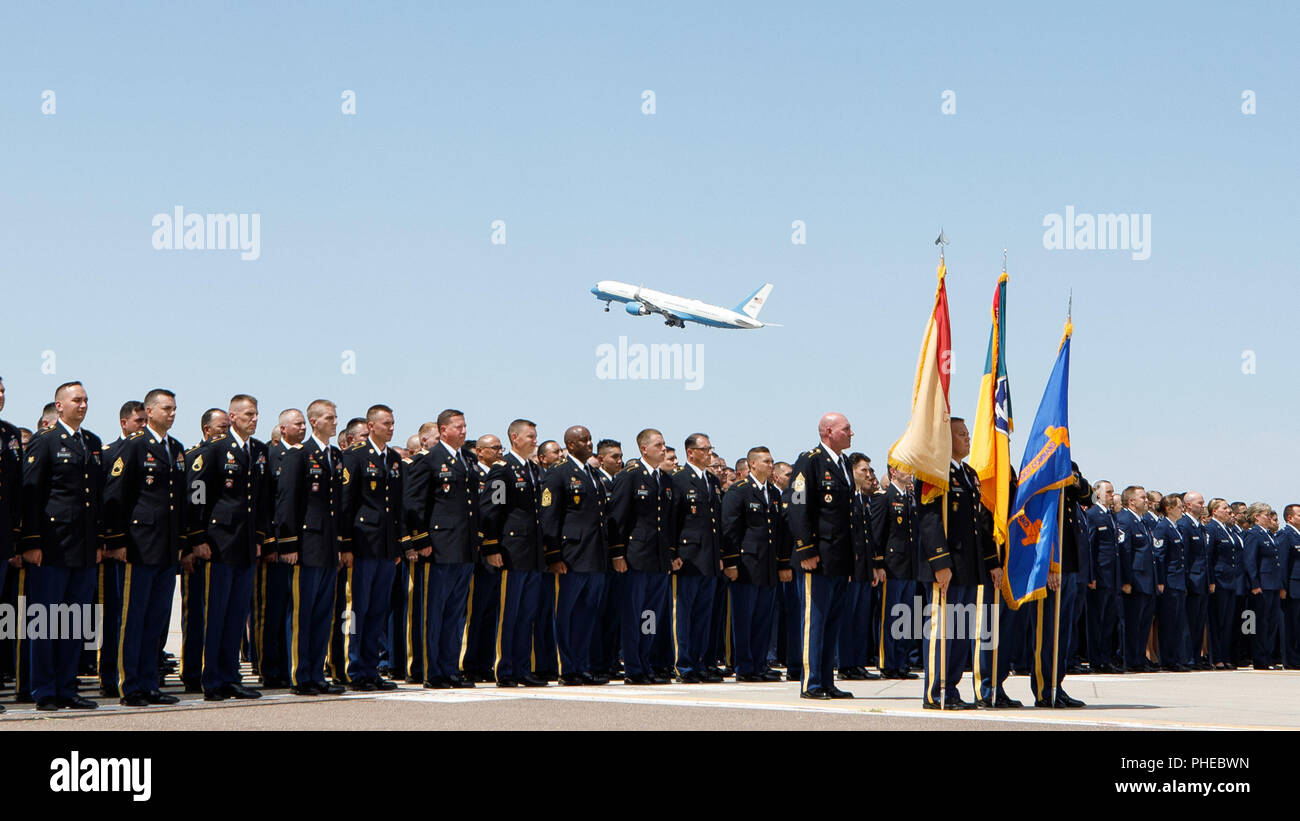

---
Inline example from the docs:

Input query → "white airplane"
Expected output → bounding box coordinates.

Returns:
[590,280,778,329]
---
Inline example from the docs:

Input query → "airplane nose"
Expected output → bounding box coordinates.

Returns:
[590,286,600,295]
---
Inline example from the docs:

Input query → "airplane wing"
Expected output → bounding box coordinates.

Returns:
[632,291,688,326]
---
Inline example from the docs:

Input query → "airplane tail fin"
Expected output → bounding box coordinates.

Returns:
[736,284,774,319]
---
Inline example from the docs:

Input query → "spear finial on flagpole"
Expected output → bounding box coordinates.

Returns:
[1067,289,1073,320]
[1002,248,1007,273]
[934,229,948,262]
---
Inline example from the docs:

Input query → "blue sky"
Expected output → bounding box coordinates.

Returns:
[1,2,1297,502]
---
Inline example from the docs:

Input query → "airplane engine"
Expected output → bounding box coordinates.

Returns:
[625,302,650,316]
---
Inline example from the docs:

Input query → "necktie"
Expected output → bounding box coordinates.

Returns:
[839,454,850,484]
[73,431,86,457]
[324,446,332,470]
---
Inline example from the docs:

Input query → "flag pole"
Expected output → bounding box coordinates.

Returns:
[990,247,1007,704]
[940,492,948,711]
[1049,487,1064,704]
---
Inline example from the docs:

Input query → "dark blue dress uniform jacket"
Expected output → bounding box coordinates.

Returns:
[784,446,855,577]
[608,459,673,573]
[539,458,612,574]
[274,438,345,568]
[721,476,789,587]
[183,434,273,565]
[870,483,916,581]
[479,452,545,572]
[668,465,722,577]
[20,425,105,567]
[1243,524,1283,591]
[0,420,24,562]
[102,429,186,566]
[1117,508,1157,595]
[403,442,480,564]
[1086,505,1121,589]
[340,440,406,561]
[916,461,993,587]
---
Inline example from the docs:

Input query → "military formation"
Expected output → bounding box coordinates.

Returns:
[0,377,1297,713]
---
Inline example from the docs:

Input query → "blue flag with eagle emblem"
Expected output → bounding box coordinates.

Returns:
[1004,318,1073,609]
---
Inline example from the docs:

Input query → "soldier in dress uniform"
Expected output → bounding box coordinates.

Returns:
[1277,504,1300,668]
[594,439,624,679]
[20,381,103,710]
[915,417,986,710]
[837,453,880,681]
[101,388,184,706]
[1118,485,1160,672]
[786,414,859,700]
[0,377,21,712]
[403,409,479,689]
[1204,498,1241,668]
[532,438,563,680]
[256,408,304,688]
[463,434,505,683]
[1027,463,1089,708]
[1152,494,1189,671]
[184,394,271,701]
[540,425,614,685]
[390,421,436,683]
[479,419,548,687]
[1242,502,1284,669]
[1178,492,1212,669]
[95,399,145,696]
[1085,481,1124,672]
[870,466,919,680]
[177,408,228,692]
[334,405,404,691]
[275,400,346,696]
[608,429,675,685]
[667,433,724,684]
[720,446,789,682]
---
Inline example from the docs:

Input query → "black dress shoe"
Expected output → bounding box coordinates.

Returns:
[224,684,262,699]
[495,678,518,687]
[676,671,702,684]
[699,669,724,683]
[36,697,61,711]
[518,674,549,687]
[146,691,179,705]
[558,674,586,686]
[623,674,653,685]
[1054,691,1086,708]
[290,684,319,696]
[761,670,784,682]
[372,678,398,690]
[862,669,881,680]
[994,693,1023,708]
[975,696,995,708]
[62,695,99,710]
[422,678,450,689]
[584,673,609,685]
[446,676,476,689]
[826,686,855,699]
[349,679,377,692]
[839,667,866,680]
[182,680,203,694]
[262,677,291,688]
[120,693,152,707]
[650,674,672,684]
[945,695,976,710]
[785,670,803,683]
[800,688,831,700]
[203,689,228,701]
[316,682,345,694]
[735,673,764,683]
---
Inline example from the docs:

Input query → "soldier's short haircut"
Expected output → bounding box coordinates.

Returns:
[118,400,145,419]
[1208,497,1228,515]
[684,433,709,451]
[849,452,871,469]
[345,417,368,435]
[508,419,536,438]
[596,438,621,455]
[774,460,790,470]
[1120,485,1145,506]
[1157,493,1182,516]
[143,389,174,408]
[418,421,438,435]
[366,404,393,422]
[1284,504,1300,520]
[54,381,84,400]
[437,409,464,428]
[539,440,560,454]
[229,394,258,408]
[1092,480,1112,503]
[1230,501,1246,510]
[201,408,226,428]
[635,428,662,448]
[949,416,966,425]
[665,447,677,455]
[745,447,769,462]
[278,408,304,425]
[41,402,57,416]
[306,399,337,420]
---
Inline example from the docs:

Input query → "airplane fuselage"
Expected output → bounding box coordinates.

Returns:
[590,280,763,329]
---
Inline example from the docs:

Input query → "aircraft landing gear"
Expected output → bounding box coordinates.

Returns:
[603,301,611,312]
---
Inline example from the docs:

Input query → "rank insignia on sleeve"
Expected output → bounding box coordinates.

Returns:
[792,473,805,493]
[1153,539,1164,548]
[110,457,124,477]
[191,455,204,471]
[541,488,552,507]
[370,481,377,491]
[897,516,903,524]
[342,468,351,485]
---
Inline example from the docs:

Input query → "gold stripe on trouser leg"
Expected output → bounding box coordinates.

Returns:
[458,574,475,673]
[925,583,939,705]
[670,574,680,677]
[256,564,266,674]
[326,565,340,682]
[180,566,189,680]
[201,563,211,679]
[15,569,25,688]
[973,584,985,702]
[289,566,301,687]
[493,569,509,680]
[117,565,133,697]
[1033,597,1045,699]
[338,566,352,682]
[405,559,416,679]
[724,587,732,668]
[878,579,887,672]
[801,574,812,692]
[554,574,562,676]
[422,563,431,683]
[95,565,105,682]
